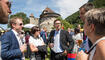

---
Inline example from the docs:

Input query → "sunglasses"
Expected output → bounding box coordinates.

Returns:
[21,32,24,34]
[15,23,23,26]
[19,23,23,26]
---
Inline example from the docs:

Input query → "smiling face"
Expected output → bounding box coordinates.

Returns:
[0,0,11,24]
[54,20,62,30]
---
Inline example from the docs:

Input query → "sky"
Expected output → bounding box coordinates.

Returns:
[0,0,88,30]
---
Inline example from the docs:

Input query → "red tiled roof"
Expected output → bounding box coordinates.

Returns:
[43,7,55,13]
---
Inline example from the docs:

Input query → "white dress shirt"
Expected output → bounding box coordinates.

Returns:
[12,29,23,47]
[12,29,25,60]
[51,30,63,53]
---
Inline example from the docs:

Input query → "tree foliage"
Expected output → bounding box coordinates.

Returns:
[10,12,30,25]
[65,0,105,28]
[93,0,105,8]
[65,11,83,28]
[57,17,72,30]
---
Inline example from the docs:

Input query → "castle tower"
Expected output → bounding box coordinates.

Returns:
[29,13,39,26]
[39,7,60,32]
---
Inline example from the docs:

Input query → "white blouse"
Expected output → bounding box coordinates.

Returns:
[72,33,83,41]
[29,36,44,46]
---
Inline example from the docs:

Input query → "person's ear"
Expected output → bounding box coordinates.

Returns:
[12,23,16,28]
[89,24,95,33]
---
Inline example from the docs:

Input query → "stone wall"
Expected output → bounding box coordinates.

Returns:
[40,17,56,32]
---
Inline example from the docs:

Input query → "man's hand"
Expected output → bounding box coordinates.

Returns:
[62,50,67,56]
[49,43,54,48]
[20,44,27,53]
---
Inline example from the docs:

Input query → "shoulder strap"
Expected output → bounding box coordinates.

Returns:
[87,36,105,54]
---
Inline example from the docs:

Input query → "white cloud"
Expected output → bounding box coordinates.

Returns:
[26,0,33,5]
[24,0,46,17]
[23,0,89,18]
[53,0,88,18]
[12,0,88,18]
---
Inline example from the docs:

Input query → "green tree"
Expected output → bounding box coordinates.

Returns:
[57,17,72,30]
[9,12,30,25]
[65,0,105,28]
[65,11,83,28]
[93,0,105,8]
[8,12,30,28]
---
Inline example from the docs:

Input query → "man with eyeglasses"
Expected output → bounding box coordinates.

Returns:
[0,17,27,60]
[48,19,74,60]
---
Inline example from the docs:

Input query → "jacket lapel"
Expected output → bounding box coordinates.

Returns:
[10,30,20,48]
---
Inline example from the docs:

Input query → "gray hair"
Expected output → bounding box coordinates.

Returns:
[85,8,105,36]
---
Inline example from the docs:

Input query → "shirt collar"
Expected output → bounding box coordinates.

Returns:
[12,29,18,36]
[55,29,61,34]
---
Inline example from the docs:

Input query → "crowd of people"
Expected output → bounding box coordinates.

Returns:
[0,0,105,60]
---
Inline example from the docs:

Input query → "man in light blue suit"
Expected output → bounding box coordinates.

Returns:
[0,17,27,60]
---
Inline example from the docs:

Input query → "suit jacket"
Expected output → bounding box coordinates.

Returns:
[40,31,47,44]
[48,30,74,53]
[0,30,23,60]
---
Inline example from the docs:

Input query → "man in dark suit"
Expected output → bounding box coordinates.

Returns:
[0,17,27,60]
[48,19,74,60]
[40,27,48,44]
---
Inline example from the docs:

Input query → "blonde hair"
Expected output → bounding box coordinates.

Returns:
[9,17,23,28]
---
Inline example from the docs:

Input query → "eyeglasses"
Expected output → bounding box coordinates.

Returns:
[15,23,23,26]
[21,32,24,34]
[19,23,23,26]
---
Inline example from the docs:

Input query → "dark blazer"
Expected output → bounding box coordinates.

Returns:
[0,30,23,60]
[40,31,47,44]
[48,30,74,53]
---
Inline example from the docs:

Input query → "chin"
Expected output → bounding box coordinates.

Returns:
[0,17,8,24]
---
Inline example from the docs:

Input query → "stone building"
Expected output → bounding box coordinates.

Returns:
[29,7,61,32]
[39,7,60,32]
[29,13,39,26]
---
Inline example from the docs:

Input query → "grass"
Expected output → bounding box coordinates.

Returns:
[25,47,50,60]
[25,58,29,60]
